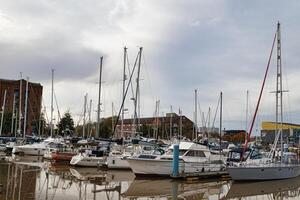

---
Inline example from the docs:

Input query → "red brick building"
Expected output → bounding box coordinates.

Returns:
[116,113,194,139]
[0,79,43,135]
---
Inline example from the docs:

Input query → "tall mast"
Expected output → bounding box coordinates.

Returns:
[179,108,183,139]
[112,102,114,137]
[157,100,160,139]
[245,90,249,141]
[121,47,127,139]
[194,89,198,141]
[96,56,103,138]
[23,77,29,138]
[276,22,284,162]
[219,92,223,156]
[170,105,173,140]
[83,93,87,138]
[0,90,7,136]
[50,69,54,137]
[18,73,23,136]
[133,47,142,136]
[208,107,211,140]
[11,93,16,134]
[14,106,18,137]
[88,99,92,137]
[38,97,43,137]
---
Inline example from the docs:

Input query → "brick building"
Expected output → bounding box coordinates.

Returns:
[0,79,43,135]
[115,112,194,139]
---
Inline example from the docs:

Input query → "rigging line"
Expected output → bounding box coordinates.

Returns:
[126,52,135,100]
[112,50,140,136]
[198,101,203,127]
[53,90,61,121]
[243,32,277,155]
[42,101,49,124]
[211,95,221,129]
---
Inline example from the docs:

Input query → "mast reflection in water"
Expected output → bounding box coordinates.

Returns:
[1,156,300,199]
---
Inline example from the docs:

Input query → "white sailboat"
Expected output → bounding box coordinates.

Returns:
[106,47,144,170]
[227,22,300,181]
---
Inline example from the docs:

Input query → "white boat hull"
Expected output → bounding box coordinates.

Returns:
[70,154,106,167]
[228,164,300,180]
[106,155,131,169]
[12,146,46,156]
[127,158,223,176]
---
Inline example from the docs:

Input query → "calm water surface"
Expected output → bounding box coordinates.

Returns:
[1,156,300,200]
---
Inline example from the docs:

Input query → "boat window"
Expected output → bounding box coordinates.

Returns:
[229,151,241,160]
[250,150,262,159]
[143,146,152,151]
[165,149,186,156]
[186,150,206,157]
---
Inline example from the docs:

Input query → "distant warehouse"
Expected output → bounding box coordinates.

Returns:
[261,121,300,144]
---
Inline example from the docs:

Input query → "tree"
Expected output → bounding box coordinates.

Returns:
[57,112,75,136]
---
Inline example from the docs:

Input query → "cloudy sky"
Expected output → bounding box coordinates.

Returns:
[1,0,300,134]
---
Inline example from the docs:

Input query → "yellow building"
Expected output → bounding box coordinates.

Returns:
[261,121,300,144]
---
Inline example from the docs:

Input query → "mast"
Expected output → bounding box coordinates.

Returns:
[219,92,223,156]
[96,56,103,138]
[83,93,87,138]
[157,100,160,139]
[112,102,114,136]
[208,107,211,139]
[170,105,173,140]
[88,99,92,137]
[14,107,18,137]
[276,22,284,162]
[23,77,29,138]
[38,97,43,137]
[121,47,127,139]
[18,74,23,136]
[133,47,142,136]
[11,93,16,134]
[194,89,198,141]
[50,69,54,137]
[179,108,183,139]
[0,90,7,136]
[245,90,249,142]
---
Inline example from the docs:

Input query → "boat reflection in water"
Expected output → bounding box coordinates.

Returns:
[123,179,228,199]
[3,157,300,200]
[226,176,300,199]
[0,162,40,200]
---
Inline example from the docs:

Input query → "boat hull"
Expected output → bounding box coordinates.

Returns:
[12,146,46,156]
[70,154,106,167]
[106,155,131,169]
[127,158,223,176]
[52,152,77,162]
[227,164,300,181]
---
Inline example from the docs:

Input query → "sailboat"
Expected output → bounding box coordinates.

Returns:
[227,22,300,181]
[106,47,144,170]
